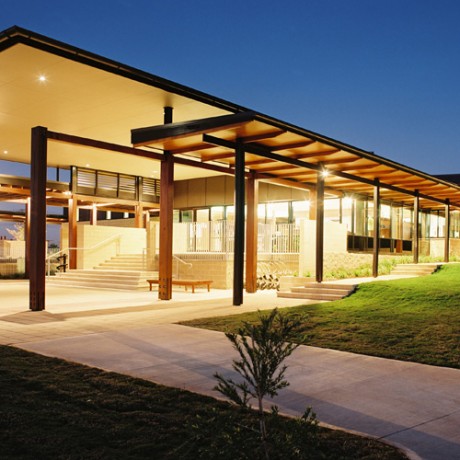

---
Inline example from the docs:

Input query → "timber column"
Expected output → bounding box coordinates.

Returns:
[372,180,380,277]
[233,140,245,305]
[245,172,258,293]
[413,192,420,264]
[315,172,325,283]
[25,197,31,277]
[68,197,78,269]
[29,126,48,311]
[444,200,450,263]
[159,107,174,300]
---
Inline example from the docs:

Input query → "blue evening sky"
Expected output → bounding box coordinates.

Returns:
[2,0,460,174]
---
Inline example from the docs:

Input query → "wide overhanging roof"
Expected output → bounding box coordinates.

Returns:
[132,112,460,210]
[1,26,460,211]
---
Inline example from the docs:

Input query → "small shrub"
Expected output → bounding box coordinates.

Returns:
[214,309,315,459]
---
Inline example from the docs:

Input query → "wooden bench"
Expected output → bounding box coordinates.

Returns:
[147,279,213,293]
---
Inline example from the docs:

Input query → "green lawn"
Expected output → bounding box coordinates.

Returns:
[0,346,406,459]
[182,264,460,369]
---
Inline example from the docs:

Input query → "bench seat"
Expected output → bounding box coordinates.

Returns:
[147,279,213,293]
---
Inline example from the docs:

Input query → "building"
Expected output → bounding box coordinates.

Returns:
[1,25,460,311]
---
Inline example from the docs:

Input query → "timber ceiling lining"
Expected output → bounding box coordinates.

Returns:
[132,113,460,210]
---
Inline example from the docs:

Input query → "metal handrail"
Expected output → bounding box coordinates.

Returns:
[45,233,122,276]
[141,249,193,276]
[173,254,192,279]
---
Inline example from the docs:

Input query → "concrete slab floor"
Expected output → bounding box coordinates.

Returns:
[1,281,459,460]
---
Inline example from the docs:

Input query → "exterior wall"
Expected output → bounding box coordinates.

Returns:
[299,219,348,276]
[61,223,146,269]
[174,254,233,289]
[174,176,308,208]
[173,253,300,289]
[450,239,460,256]
[420,238,460,258]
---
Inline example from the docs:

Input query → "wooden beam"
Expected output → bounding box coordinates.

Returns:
[271,139,315,151]
[132,111,256,146]
[257,177,314,191]
[201,151,236,162]
[29,126,47,311]
[245,173,258,293]
[321,156,359,166]
[240,129,286,143]
[204,134,451,206]
[252,164,299,173]
[47,131,163,161]
[295,148,341,159]
[169,142,215,154]
[233,141,245,306]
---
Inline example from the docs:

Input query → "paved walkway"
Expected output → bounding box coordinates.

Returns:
[1,281,459,460]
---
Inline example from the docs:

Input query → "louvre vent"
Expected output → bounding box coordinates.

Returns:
[74,167,158,202]
[143,178,160,202]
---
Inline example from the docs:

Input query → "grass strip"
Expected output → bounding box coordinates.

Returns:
[0,345,406,459]
[182,264,460,369]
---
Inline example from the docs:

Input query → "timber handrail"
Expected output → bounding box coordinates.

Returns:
[45,233,122,276]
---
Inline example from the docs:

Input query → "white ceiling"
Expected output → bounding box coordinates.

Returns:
[0,43,231,180]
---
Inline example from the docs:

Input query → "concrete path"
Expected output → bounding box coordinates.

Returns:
[1,281,459,460]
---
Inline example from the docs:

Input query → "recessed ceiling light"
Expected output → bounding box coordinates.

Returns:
[37,74,48,83]
[3,150,7,155]
[85,163,90,167]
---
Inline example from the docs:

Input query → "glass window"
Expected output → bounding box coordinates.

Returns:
[196,208,209,222]
[402,208,413,240]
[342,197,353,232]
[324,198,340,222]
[181,210,193,223]
[258,203,266,223]
[266,202,289,224]
[291,201,310,224]
[380,204,391,238]
[210,206,224,221]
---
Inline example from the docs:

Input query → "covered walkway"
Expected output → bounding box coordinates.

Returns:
[1,282,459,460]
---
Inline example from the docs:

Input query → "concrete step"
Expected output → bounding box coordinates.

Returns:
[277,291,347,301]
[97,262,147,270]
[48,269,158,291]
[391,264,441,276]
[97,254,148,271]
[290,287,354,296]
[277,282,356,301]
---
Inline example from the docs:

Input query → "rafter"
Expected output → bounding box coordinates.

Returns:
[169,142,215,154]
[200,151,236,162]
[270,139,316,151]
[294,148,341,159]
[239,129,286,143]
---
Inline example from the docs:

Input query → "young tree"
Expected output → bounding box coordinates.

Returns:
[214,308,304,459]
